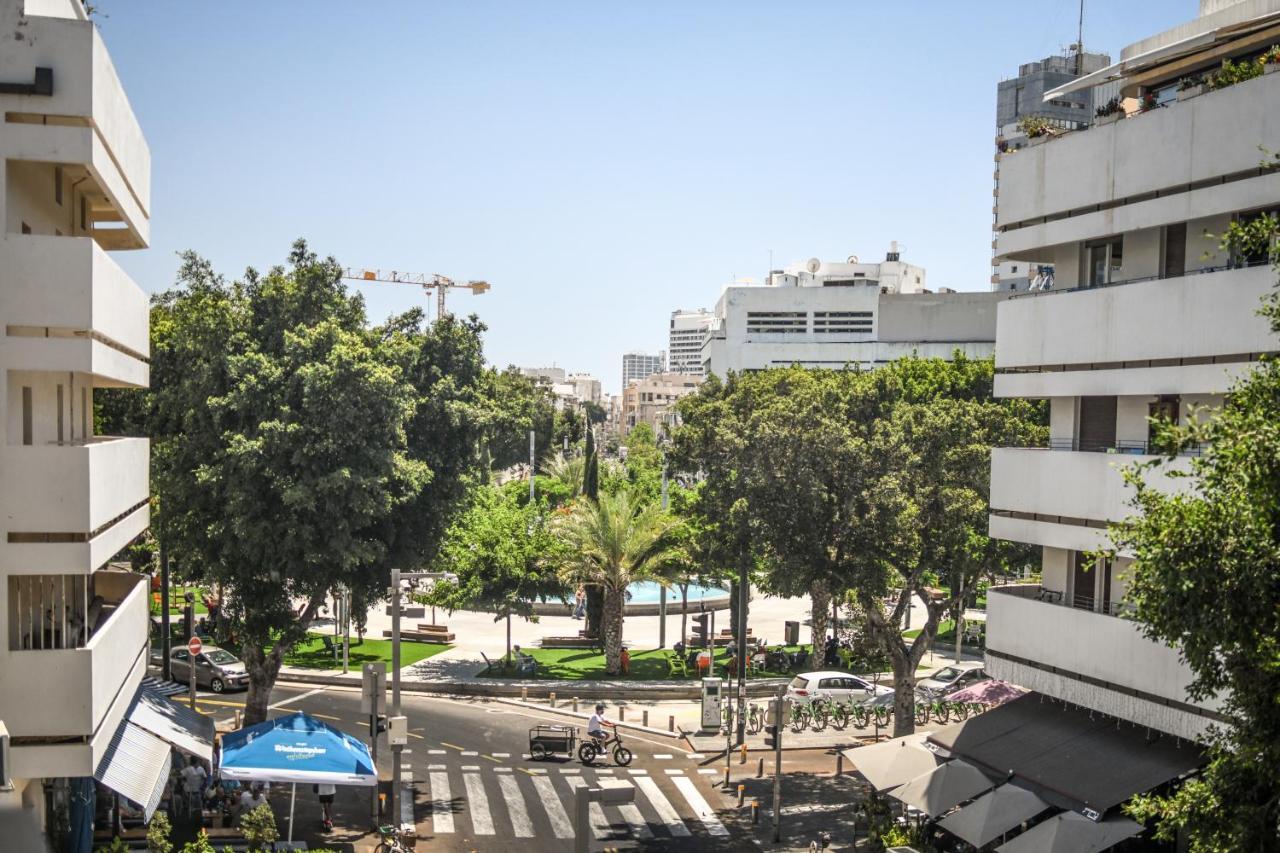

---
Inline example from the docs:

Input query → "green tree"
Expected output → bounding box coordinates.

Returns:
[555,490,676,674]
[145,812,172,853]
[426,486,567,661]
[479,368,557,472]
[140,242,486,724]
[1118,208,1280,850]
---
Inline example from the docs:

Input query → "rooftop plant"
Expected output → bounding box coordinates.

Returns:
[1018,114,1053,138]
[1095,96,1123,117]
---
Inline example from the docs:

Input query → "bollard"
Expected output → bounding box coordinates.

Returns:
[643,710,649,727]
[757,757,765,778]
[549,692,556,708]
[751,798,760,825]
[723,767,731,789]
[737,784,746,807]
[521,686,528,702]
[619,707,626,723]
[573,697,579,712]
[740,743,748,765]
[378,792,386,816]
[669,715,675,733]
[836,752,844,777]
[234,709,241,729]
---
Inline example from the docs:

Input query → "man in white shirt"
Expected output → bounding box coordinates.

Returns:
[317,783,336,829]
[587,703,614,750]
[179,759,207,816]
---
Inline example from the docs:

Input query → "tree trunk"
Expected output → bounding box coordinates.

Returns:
[602,585,625,675]
[728,580,740,639]
[809,579,831,656]
[585,584,604,639]
[241,591,326,726]
[859,588,945,738]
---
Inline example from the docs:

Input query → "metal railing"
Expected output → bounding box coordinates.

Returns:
[991,584,1135,619]
[1042,438,1203,457]
[1008,259,1266,301]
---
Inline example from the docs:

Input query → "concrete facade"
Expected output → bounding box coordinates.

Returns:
[701,248,1003,378]
[985,0,1280,742]
[0,0,153,834]
[667,309,713,377]
[620,372,702,437]
[620,350,664,393]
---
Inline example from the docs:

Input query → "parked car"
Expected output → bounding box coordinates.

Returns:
[785,671,892,706]
[167,646,250,693]
[917,662,987,698]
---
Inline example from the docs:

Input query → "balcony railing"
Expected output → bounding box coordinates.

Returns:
[992,583,1134,618]
[1007,259,1267,301]
[1044,438,1203,457]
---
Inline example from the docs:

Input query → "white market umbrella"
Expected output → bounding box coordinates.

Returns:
[939,784,1052,847]
[996,811,1143,853]
[890,758,997,817]
[840,733,941,793]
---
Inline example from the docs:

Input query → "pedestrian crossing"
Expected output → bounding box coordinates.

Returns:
[140,676,188,698]
[417,766,731,842]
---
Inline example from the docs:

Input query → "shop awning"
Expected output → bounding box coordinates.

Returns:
[939,784,1052,847]
[840,733,941,793]
[927,693,1202,818]
[889,758,999,817]
[94,722,172,820]
[996,811,1143,853]
[127,686,215,762]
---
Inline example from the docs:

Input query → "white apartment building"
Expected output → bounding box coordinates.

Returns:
[701,245,1005,377]
[0,0,209,842]
[566,373,602,406]
[621,372,702,437]
[620,350,664,391]
[666,309,713,377]
[983,0,1280,746]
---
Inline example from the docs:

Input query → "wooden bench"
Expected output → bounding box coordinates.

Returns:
[415,623,456,642]
[538,635,601,649]
[381,628,454,644]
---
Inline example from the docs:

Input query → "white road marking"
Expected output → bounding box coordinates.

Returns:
[428,771,454,834]
[654,753,673,760]
[461,750,479,757]
[686,753,705,759]
[428,764,447,771]
[594,768,614,775]
[628,769,648,775]
[672,776,730,837]
[665,769,684,776]
[428,749,446,755]
[463,772,495,835]
[697,768,719,775]
[634,775,691,837]
[492,752,510,758]
[559,767,581,774]
[497,773,535,838]
[615,787,654,842]
[527,768,548,775]
[531,775,574,839]
[565,775,613,839]
[494,766,513,773]
[268,687,326,710]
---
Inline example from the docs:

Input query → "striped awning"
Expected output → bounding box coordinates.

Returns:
[94,722,172,820]
[128,687,214,762]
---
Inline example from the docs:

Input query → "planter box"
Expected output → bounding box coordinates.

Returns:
[1029,134,1051,146]
[1177,83,1208,101]
[1095,112,1122,126]
[1265,63,1280,75]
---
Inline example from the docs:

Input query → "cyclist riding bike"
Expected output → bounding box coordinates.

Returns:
[587,703,615,751]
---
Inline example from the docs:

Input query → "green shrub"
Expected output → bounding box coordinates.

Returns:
[1018,115,1053,138]
[145,811,172,853]
[1209,55,1263,89]
[239,803,279,850]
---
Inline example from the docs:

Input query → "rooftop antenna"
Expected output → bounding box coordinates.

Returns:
[1076,0,1085,74]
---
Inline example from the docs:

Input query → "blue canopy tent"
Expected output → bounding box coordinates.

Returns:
[218,712,376,842]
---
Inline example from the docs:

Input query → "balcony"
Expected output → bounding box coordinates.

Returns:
[1,12,150,246]
[0,437,150,573]
[995,70,1280,257]
[988,446,1192,552]
[0,571,147,742]
[0,234,149,386]
[993,265,1275,398]
[984,584,1221,741]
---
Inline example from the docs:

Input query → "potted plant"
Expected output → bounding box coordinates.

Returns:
[1177,74,1208,101]
[1263,44,1280,74]
[1094,97,1123,125]
[1139,91,1160,112]
[1019,114,1056,145]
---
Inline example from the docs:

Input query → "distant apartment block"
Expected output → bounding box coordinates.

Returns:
[621,350,665,392]
[667,309,713,377]
[621,372,702,437]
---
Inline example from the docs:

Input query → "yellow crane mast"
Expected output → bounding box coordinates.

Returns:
[341,267,491,320]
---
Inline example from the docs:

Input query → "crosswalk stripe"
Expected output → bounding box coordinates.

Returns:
[634,775,691,838]
[497,773,535,838]
[616,798,654,841]
[428,749,446,755]
[565,775,614,839]
[492,752,510,758]
[665,769,684,776]
[463,773,496,835]
[654,754,673,760]
[672,776,730,838]
[428,771,454,834]
[531,775,574,839]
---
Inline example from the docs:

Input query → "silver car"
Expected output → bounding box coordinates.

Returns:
[169,646,250,693]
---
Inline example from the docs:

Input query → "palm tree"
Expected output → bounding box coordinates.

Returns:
[541,452,586,499]
[556,489,676,674]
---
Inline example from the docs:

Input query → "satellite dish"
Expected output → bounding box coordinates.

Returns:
[805,257,822,274]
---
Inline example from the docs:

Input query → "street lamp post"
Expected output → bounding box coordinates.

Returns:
[659,452,669,648]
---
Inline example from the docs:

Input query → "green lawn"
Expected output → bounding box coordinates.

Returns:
[149,585,210,616]
[281,634,450,670]
[479,645,841,681]
[903,619,956,642]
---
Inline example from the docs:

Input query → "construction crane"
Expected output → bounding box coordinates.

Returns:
[341,267,490,320]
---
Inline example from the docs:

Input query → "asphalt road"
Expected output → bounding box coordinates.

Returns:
[167,677,759,851]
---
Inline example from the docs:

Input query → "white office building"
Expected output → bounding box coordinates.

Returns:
[666,309,713,377]
[700,245,1004,377]
[983,0,1280,746]
[620,350,664,392]
[0,0,209,843]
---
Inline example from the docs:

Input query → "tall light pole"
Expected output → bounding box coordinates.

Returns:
[659,449,669,648]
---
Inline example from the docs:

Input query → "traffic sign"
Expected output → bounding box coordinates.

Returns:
[188,636,202,657]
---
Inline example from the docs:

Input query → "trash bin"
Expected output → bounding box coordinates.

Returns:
[784,620,799,646]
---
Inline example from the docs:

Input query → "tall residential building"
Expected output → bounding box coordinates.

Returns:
[991,48,1113,292]
[621,350,664,391]
[621,372,702,437]
[701,245,1005,377]
[0,0,205,842]
[977,0,1278,791]
[667,309,713,377]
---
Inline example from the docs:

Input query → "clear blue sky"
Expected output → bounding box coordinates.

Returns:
[100,1,1187,395]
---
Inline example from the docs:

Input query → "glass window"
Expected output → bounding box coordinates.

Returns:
[173,650,189,662]
[204,649,238,665]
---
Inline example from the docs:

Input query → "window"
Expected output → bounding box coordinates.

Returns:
[1162,223,1186,278]
[1011,265,1018,273]
[21,222,31,235]
[22,387,33,445]
[54,165,63,205]
[812,311,873,334]
[173,649,189,662]
[746,312,807,334]
[1085,237,1123,287]
[56,384,64,444]
[81,387,88,440]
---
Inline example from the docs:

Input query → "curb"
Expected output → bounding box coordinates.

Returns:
[487,697,687,741]
[274,670,790,701]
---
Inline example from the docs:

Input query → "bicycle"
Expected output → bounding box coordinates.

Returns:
[826,700,850,731]
[746,702,764,734]
[578,730,634,766]
[374,824,413,853]
[808,698,832,732]
[872,704,892,728]
[851,703,871,729]
[789,702,812,733]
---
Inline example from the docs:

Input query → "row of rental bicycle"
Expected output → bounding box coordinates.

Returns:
[724,695,990,735]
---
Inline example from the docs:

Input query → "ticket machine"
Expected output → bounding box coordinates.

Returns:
[700,677,723,730]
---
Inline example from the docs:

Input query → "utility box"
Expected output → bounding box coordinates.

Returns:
[784,620,800,646]
[700,677,723,730]
[387,715,408,746]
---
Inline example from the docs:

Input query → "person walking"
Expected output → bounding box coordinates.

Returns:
[316,783,336,831]
[179,758,208,817]
[572,586,586,619]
